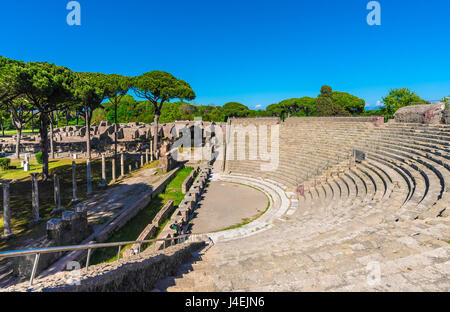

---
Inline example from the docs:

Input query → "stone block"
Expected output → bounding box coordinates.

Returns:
[443,109,450,124]
[394,103,446,124]
[62,210,76,222]
[46,218,63,241]
[152,200,175,227]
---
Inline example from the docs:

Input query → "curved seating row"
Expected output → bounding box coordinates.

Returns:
[226,120,449,221]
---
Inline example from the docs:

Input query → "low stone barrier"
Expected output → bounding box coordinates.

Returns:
[4,242,205,292]
[123,200,176,257]
[172,207,189,222]
[96,167,181,242]
[156,165,212,250]
[154,229,177,250]
[123,224,158,258]
[152,200,175,227]
[180,198,196,211]
[181,167,199,194]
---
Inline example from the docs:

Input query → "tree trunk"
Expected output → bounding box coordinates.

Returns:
[85,106,91,159]
[50,113,55,159]
[15,127,22,159]
[114,102,118,160]
[31,114,34,133]
[153,113,159,159]
[66,110,69,126]
[0,118,4,137]
[39,113,50,180]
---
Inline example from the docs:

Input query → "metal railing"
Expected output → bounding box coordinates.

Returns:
[0,233,212,287]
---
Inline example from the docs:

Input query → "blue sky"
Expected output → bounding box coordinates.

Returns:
[0,0,449,110]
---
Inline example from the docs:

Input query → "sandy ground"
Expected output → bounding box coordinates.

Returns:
[190,181,268,233]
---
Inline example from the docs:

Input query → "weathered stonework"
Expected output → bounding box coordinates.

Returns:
[443,109,450,124]
[182,167,199,194]
[152,201,175,228]
[394,103,446,124]
[4,242,205,292]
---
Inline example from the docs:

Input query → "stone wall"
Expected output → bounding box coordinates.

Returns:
[154,166,211,251]
[443,109,450,124]
[3,242,205,292]
[152,201,175,227]
[284,116,384,125]
[394,103,446,124]
[123,223,158,258]
[229,117,280,125]
[182,167,199,194]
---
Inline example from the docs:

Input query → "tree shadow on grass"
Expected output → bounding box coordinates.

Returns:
[0,157,139,252]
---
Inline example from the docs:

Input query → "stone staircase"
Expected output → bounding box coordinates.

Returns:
[153,119,450,292]
[156,208,450,291]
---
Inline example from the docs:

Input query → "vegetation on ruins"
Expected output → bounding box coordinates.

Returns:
[132,71,196,158]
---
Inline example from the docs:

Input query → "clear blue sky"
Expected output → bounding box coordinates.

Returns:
[0,0,449,110]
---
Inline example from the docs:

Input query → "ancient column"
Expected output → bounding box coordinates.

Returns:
[120,153,125,177]
[72,161,79,202]
[1,180,13,238]
[53,174,62,213]
[112,158,116,182]
[86,159,92,195]
[30,173,40,222]
[145,149,149,164]
[101,154,107,186]
[150,140,154,162]
[140,154,144,167]
[128,164,132,173]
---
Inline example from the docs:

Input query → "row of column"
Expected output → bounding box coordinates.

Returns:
[1,149,154,238]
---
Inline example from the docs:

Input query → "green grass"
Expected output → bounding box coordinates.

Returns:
[1,129,35,136]
[90,166,194,265]
[0,159,76,180]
